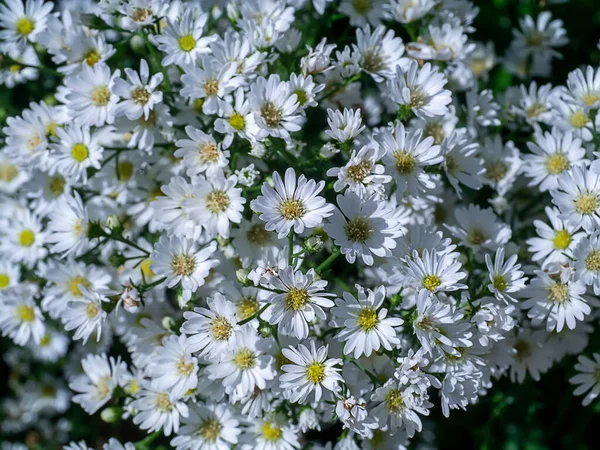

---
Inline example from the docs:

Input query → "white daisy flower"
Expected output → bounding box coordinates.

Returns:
[0,261,20,291]
[446,204,512,252]
[148,334,199,398]
[206,324,276,399]
[354,25,405,82]
[249,74,301,143]
[50,125,104,182]
[388,61,452,118]
[330,285,403,358]
[69,353,124,415]
[403,249,467,294]
[0,208,47,267]
[570,353,600,406]
[485,248,527,304]
[130,381,189,436]
[507,328,554,383]
[151,176,203,239]
[64,63,120,127]
[242,415,300,450]
[170,403,241,450]
[522,270,590,332]
[61,286,108,344]
[551,166,600,233]
[513,11,568,57]
[411,290,472,357]
[181,58,243,116]
[478,135,522,195]
[324,190,403,266]
[526,206,585,269]
[324,108,365,144]
[150,236,219,303]
[251,168,334,239]
[280,340,343,403]
[572,232,600,294]
[215,87,260,149]
[0,284,45,346]
[181,292,241,360]
[113,59,163,121]
[379,121,442,198]
[267,266,334,340]
[386,0,437,24]
[327,145,390,197]
[0,0,54,45]
[183,174,246,238]
[152,10,217,67]
[523,127,586,192]
[440,129,483,198]
[174,126,230,177]
[370,378,432,438]
[45,191,90,257]
[565,65,600,110]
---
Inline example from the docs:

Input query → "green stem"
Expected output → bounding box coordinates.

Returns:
[316,249,340,273]
[135,430,161,449]
[288,232,294,265]
[237,303,271,326]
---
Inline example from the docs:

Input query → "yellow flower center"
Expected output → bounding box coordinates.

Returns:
[204,79,219,96]
[278,199,305,220]
[96,376,111,398]
[361,49,384,73]
[19,229,35,247]
[237,297,259,319]
[553,229,571,250]
[261,422,283,442]
[171,254,196,276]
[205,190,230,214]
[71,143,89,162]
[10,64,21,73]
[0,162,19,182]
[548,283,569,303]
[575,193,599,215]
[132,7,152,22]
[286,287,309,311]
[127,379,140,395]
[385,389,404,414]
[293,89,307,106]
[91,86,111,106]
[193,98,204,112]
[132,87,151,105]
[46,122,58,137]
[179,35,196,52]
[493,274,507,292]
[585,250,600,272]
[468,229,487,245]
[569,111,589,128]
[0,274,10,289]
[422,274,441,292]
[393,150,417,175]
[177,357,194,377]
[48,175,66,196]
[485,161,509,182]
[84,50,101,67]
[211,316,233,341]
[545,153,570,175]
[344,217,371,242]
[140,259,155,279]
[67,275,91,297]
[228,113,246,131]
[156,392,173,411]
[260,102,283,128]
[582,92,600,106]
[352,0,371,14]
[346,161,371,183]
[16,17,34,36]
[198,143,220,163]
[246,224,270,245]
[16,305,35,322]
[86,302,99,319]
[233,348,256,370]
[525,32,544,47]
[198,418,222,441]
[118,161,134,181]
[40,333,51,346]
[513,339,532,361]
[306,362,326,383]
[357,307,379,331]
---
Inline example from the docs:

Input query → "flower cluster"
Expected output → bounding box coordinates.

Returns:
[1,0,600,449]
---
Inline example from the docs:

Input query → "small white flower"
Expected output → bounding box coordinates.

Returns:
[267,266,334,340]
[251,168,334,239]
[572,232,600,294]
[280,340,343,403]
[0,284,45,346]
[551,166,600,233]
[403,249,467,294]
[485,248,527,303]
[330,285,403,358]
[45,192,90,257]
[50,125,104,183]
[148,334,199,398]
[150,236,219,303]
[570,353,600,406]
[113,59,163,121]
[324,108,365,144]
[61,287,108,344]
[130,381,189,436]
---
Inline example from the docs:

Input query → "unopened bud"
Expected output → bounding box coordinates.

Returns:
[106,215,121,230]
[162,316,176,331]
[258,322,272,338]
[101,407,122,423]
[236,268,250,285]
[303,235,324,254]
